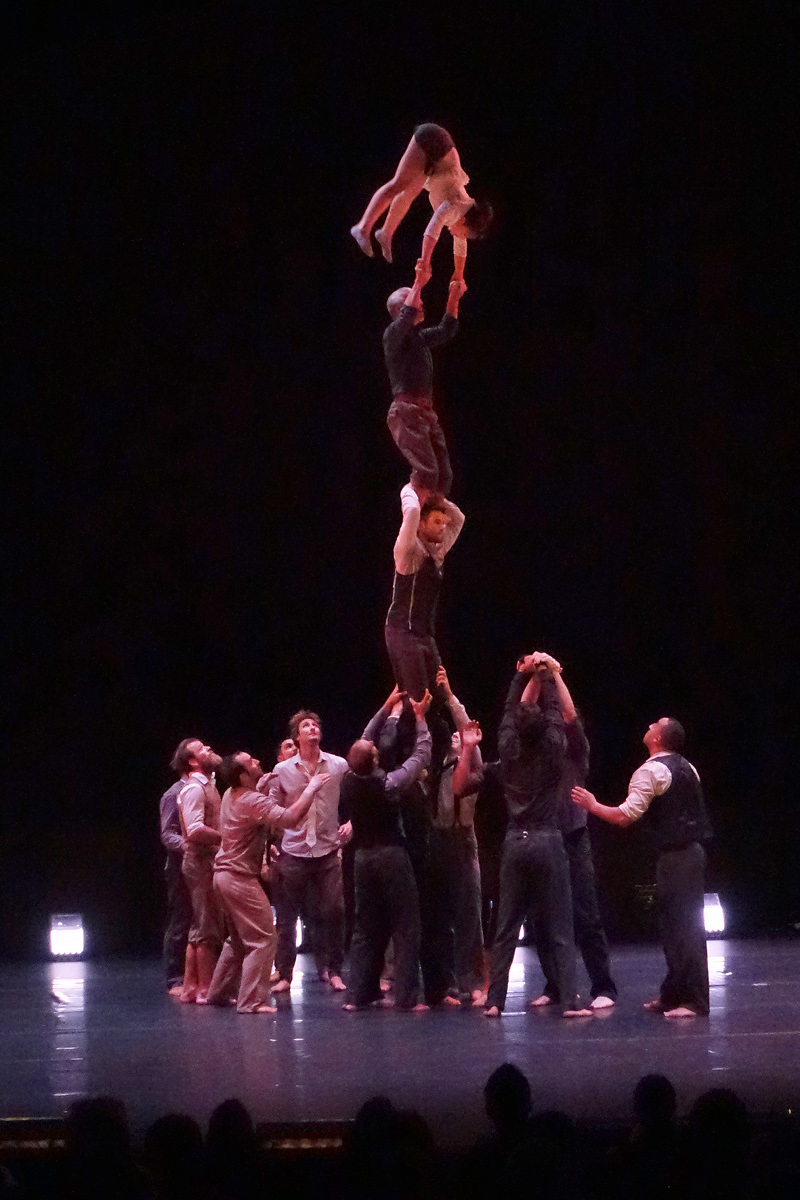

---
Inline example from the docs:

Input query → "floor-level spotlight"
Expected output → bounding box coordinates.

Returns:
[703,893,725,935]
[49,914,85,958]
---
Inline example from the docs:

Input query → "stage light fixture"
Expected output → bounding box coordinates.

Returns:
[49,914,85,958]
[703,893,725,935]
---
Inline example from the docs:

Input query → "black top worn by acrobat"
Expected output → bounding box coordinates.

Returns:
[383,305,458,398]
[498,672,567,830]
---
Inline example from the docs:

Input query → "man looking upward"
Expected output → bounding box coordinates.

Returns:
[266,710,351,993]
[383,259,466,497]
[384,483,464,709]
[572,717,712,1017]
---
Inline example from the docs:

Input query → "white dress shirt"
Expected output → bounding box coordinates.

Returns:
[618,754,701,822]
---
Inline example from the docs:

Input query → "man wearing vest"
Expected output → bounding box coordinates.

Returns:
[572,717,713,1017]
[177,741,224,1003]
[384,483,465,708]
[340,684,432,1011]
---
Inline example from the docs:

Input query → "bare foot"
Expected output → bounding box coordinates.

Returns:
[180,988,198,1004]
[379,977,392,993]
[318,969,330,983]
[562,1008,594,1018]
[471,990,488,1008]
[271,978,291,993]
[328,975,347,992]
[483,1006,501,1018]
[375,227,393,263]
[590,995,616,1010]
[168,985,183,998]
[440,995,461,1008]
[350,225,373,257]
[530,994,554,1008]
[251,1003,277,1014]
[376,997,395,1009]
[643,999,664,1012]
[409,1003,429,1013]
[664,1006,699,1018]
[195,994,210,1006]
[342,1003,358,1011]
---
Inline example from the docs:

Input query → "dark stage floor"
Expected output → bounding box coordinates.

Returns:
[2,939,799,1146]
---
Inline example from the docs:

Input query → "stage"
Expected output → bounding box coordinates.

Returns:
[2,939,799,1146]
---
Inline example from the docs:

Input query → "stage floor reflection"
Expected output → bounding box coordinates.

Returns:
[2,939,799,1145]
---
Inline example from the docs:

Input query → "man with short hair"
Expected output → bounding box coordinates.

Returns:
[485,654,590,1018]
[384,482,465,708]
[266,710,350,992]
[383,260,466,497]
[159,738,198,995]
[176,740,224,1003]
[206,751,330,1013]
[422,666,486,1007]
[340,685,432,1011]
[572,716,713,1017]
[530,668,617,1011]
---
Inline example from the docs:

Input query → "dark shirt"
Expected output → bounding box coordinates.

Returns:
[498,673,567,830]
[557,719,590,837]
[159,780,184,855]
[339,712,431,850]
[383,306,458,398]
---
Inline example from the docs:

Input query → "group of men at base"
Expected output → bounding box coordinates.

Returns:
[159,651,713,1020]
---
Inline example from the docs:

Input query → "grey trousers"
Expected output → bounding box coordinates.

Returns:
[657,843,710,1015]
[207,870,278,1012]
[182,846,223,950]
[424,827,484,1000]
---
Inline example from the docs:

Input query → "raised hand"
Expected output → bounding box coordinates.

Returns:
[517,654,540,674]
[435,664,453,698]
[410,689,433,720]
[256,771,277,794]
[533,652,562,674]
[461,719,482,749]
[383,683,406,711]
[449,277,467,299]
[414,258,432,287]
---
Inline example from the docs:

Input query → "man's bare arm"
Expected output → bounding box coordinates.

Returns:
[393,484,421,571]
[453,721,484,798]
[446,277,466,317]
[571,787,636,828]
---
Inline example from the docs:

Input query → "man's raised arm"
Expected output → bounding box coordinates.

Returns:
[438,496,465,557]
[393,483,422,572]
[362,684,405,743]
[385,691,433,793]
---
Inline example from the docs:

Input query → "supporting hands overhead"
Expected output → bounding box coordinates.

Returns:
[410,690,433,720]
[382,683,406,712]
[460,719,482,749]
[435,664,454,700]
[516,652,561,675]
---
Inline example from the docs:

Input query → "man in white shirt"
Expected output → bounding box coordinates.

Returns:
[572,716,713,1017]
[265,710,351,993]
[177,741,224,1003]
[384,483,465,707]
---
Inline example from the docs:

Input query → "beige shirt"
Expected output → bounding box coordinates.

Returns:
[393,484,465,576]
[214,788,288,877]
[178,772,221,838]
[265,751,348,858]
[618,754,701,821]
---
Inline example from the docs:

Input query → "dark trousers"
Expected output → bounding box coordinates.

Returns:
[387,398,452,495]
[384,625,445,704]
[487,828,578,1012]
[347,845,422,1008]
[657,843,709,1014]
[163,852,192,988]
[535,827,617,1002]
[423,827,484,1001]
[272,850,345,981]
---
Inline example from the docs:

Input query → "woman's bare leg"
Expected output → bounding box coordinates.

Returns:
[180,944,198,1002]
[351,137,428,255]
[195,943,218,1001]
[375,177,427,262]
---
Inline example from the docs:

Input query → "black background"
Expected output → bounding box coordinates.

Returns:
[5,3,795,958]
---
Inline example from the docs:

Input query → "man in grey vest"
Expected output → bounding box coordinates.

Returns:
[384,483,464,707]
[572,716,713,1017]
